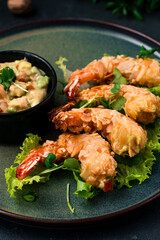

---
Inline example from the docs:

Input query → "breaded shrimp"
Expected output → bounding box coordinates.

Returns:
[16,133,117,191]
[63,55,160,99]
[74,84,160,125]
[51,108,147,157]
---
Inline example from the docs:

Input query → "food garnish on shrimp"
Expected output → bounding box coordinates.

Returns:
[16,132,117,191]
[74,84,160,125]
[63,55,160,99]
[51,108,147,157]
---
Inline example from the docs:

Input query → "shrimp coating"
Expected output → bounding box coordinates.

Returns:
[51,108,147,157]
[63,55,160,99]
[74,84,160,125]
[16,133,117,191]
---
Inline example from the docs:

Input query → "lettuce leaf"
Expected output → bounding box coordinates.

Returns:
[5,166,50,198]
[147,86,160,97]
[14,133,42,164]
[55,56,93,92]
[73,171,100,199]
[115,117,160,188]
[55,56,72,82]
[5,118,160,199]
[146,117,160,151]
[115,147,155,188]
[5,133,50,198]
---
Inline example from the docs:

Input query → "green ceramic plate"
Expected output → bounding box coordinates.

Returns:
[0,19,160,227]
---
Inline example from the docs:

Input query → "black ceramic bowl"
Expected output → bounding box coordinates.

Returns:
[0,50,57,143]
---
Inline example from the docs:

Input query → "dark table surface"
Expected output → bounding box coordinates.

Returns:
[0,0,160,239]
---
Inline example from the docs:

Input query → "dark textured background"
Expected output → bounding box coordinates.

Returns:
[0,0,160,239]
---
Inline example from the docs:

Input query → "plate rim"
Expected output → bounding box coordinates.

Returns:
[0,191,160,227]
[0,18,160,226]
[0,18,160,47]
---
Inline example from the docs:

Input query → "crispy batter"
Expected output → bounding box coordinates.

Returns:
[16,132,117,191]
[74,84,160,125]
[64,55,160,98]
[52,108,147,157]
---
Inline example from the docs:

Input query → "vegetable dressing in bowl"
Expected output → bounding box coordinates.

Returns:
[0,58,49,113]
[0,50,57,143]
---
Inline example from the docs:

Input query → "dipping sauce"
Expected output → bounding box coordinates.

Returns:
[0,59,49,113]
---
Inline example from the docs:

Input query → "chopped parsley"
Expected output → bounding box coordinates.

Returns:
[0,66,16,90]
[22,189,37,202]
[138,46,158,59]
[110,96,126,111]
[80,92,99,108]
[112,68,127,85]
[45,153,56,168]
[110,83,121,94]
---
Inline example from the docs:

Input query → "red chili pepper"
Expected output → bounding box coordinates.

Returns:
[103,179,113,192]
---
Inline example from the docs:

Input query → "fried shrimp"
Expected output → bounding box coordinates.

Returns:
[16,133,117,191]
[74,84,160,125]
[51,108,147,157]
[63,55,160,99]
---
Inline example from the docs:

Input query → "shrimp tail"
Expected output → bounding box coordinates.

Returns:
[16,152,41,180]
[63,66,100,99]
[63,76,80,99]
[63,56,160,98]
[16,140,69,180]
[16,132,117,191]
[49,101,75,121]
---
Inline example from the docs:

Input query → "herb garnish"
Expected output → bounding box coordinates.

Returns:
[92,0,160,20]
[76,68,127,111]
[67,183,75,213]
[0,67,15,90]
[73,100,88,108]
[22,189,37,202]
[39,157,98,200]
[45,153,56,168]
[110,83,121,94]
[0,66,28,93]
[112,68,127,85]
[100,95,126,111]
[75,92,126,112]
[138,46,158,58]
[99,97,111,109]
[111,96,126,111]
[116,51,128,57]
[39,158,81,176]
[103,53,111,57]
[80,92,99,108]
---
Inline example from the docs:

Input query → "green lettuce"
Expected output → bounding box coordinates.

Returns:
[73,171,100,199]
[5,133,50,198]
[115,118,160,188]
[5,118,160,199]
[147,86,160,97]
[146,118,160,151]
[55,56,72,82]
[14,133,42,164]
